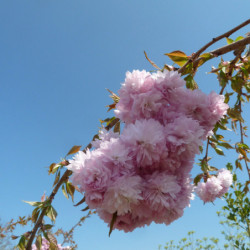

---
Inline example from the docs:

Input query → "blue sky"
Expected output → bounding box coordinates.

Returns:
[0,0,250,249]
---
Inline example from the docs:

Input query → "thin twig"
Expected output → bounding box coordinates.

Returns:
[61,211,93,246]
[204,137,210,161]
[178,19,250,74]
[239,96,250,181]
[203,85,226,175]
[26,169,71,250]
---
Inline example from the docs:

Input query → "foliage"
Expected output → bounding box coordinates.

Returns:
[0,219,13,250]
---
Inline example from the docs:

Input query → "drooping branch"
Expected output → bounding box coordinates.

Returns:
[25,118,120,249]
[239,96,250,182]
[178,19,250,74]
[26,169,71,250]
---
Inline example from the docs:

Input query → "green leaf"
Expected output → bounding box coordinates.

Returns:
[106,88,120,103]
[237,143,249,150]
[51,164,61,174]
[106,103,116,112]
[218,70,228,88]
[184,75,198,90]
[11,235,19,240]
[81,206,89,212]
[181,62,193,75]
[113,121,120,134]
[238,147,247,158]
[226,163,233,171]
[109,211,118,237]
[215,134,224,141]
[66,181,75,202]
[217,142,234,149]
[32,207,41,223]
[217,120,228,130]
[235,36,244,42]
[226,37,234,44]
[227,213,237,221]
[18,235,26,250]
[49,243,58,250]
[163,64,175,71]
[198,53,214,67]
[49,163,57,174]
[165,50,188,67]
[224,92,234,104]
[23,201,42,207]
[194,174,203,185]
[46,206,57,222]
[43,231,49,241]
[43,224,53,230]
[231,78,243,94]
[100,117,116,126]
[144,51,161,70]
[207,166,218,171]
[47,232,58,249]
[35,235,42,250]
[227,108,244,122]
[235,159,243,170]
[62,184,69,199]
[53,170,60,187]
[214,147,224,156]
[74,196,85,207]
[66,145,82,156]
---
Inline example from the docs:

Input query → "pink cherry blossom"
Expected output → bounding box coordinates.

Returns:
[196,176,223,203]
[195,169,232,203]
[67,69,230,232]
[102,175,143,215]
[121,119,166,168]
[32,238,70,250]
[143,172,181,211]
[92,127,119,149]
[217,168,233,196]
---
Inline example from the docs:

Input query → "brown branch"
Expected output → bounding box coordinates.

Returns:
[26,118,120,249]
[189,36,250,71]
[210,36,250,57]
[204,137,210,161]
[239,96,250,182]
[26,169,71,250]
[61,211,93,246]
[178,19,250,74]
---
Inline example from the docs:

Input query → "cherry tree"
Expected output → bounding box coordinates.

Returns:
[2,19,249,250]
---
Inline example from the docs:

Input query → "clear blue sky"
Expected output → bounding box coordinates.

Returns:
[0,1,249,249]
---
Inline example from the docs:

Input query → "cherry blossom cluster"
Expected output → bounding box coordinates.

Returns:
[195,169,233,203]
[68,70,229,232]
[32,238,70,250]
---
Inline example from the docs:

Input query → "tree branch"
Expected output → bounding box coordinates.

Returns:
[189,36,250,71]
[178,19,250,74]
[239,96,250,182]
[25,118,120,249]
[209,36,250,57]
[26,169,71,250]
